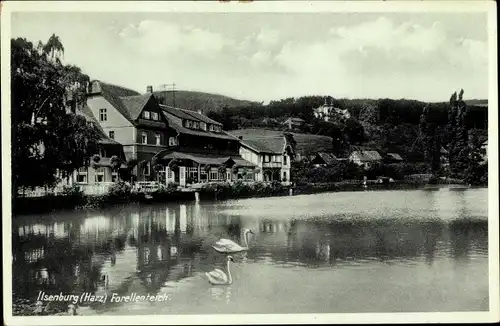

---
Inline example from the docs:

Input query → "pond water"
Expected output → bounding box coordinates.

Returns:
[12,188,489,315]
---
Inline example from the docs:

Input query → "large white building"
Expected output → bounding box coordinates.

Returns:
[313,99,351,121]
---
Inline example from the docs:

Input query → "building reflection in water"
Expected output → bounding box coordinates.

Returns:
[12,198,488,313]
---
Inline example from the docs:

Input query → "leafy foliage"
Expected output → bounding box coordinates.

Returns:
[12,36,100,193]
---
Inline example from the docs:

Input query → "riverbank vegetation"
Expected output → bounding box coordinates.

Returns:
[11,35,487,214]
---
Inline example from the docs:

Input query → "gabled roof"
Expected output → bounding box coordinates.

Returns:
[351,150,382,161]
[387,153,403,161]
[77,105,122,146]
[120,94,154,121]
[316,152,338,165]
[93,81,159,125]
[229,128,334,155]
[240,138,284,154]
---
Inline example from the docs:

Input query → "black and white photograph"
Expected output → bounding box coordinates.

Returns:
[2,1,498,325]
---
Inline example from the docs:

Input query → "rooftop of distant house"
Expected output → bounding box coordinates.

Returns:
[350,150,383,161]
[229,128,335,155]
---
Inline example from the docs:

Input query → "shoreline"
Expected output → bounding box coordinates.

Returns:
[12,181,486,216]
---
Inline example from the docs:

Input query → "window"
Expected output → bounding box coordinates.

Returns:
[99,149,107,157]
[183,120,189,127]
[141,132,147,144]
[193,121,200,129]
[200,122,207,130]
[187,120,193,128]
[169,137,176,146]
[111,172,118,182]
[209,169,219,181]
[283,171,287,181]
[215,126,222,132]
[283,155,287,165]
[151,112,159,120]
[155,133,161,145]
[109,131,115,139]
[167,168,173,179]
[99,108,107,122]
[95,167,105,183]
[144,162,151,176]
[264,155,271,163]
[76,167,88,184]
[209,125,215,132]
[142,111,150,119]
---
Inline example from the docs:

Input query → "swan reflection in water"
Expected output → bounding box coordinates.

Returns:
[212,229,254,254]
[206,256,235,285]
[209,286,233,304]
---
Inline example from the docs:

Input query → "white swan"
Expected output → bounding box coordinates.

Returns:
[212,229,254,253]
[205,256,235,285]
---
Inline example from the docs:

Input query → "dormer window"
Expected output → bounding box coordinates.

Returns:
[200,122,207,130]
[99,108,107,122]
[193,121,200,129]
[151,112,159,120]
[142,111,150,119]
[187,120,193,128]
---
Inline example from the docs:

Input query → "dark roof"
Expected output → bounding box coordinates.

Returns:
[160,151,256,167]
[178,108,223,126]
[387,153,403,161]
[120,94,154,120]
[166,118,237,141]
[97,81,140,122]
[240,138,284,154]
[316,152,338,165]
[161,105,199,121]
[229,129,334,155]
[161,105,223,126]
[95,81,159,125]
[350,150,382,161]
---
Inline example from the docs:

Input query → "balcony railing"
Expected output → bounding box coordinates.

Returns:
[262,162,282,168]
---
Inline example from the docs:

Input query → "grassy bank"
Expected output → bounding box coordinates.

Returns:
[12,179,481,215]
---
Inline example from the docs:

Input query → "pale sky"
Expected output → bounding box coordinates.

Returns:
[11,12,489,103]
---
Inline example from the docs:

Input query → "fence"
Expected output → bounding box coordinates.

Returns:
[17,183,115,197]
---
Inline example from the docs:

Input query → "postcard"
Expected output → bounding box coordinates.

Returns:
[1,1,498,325]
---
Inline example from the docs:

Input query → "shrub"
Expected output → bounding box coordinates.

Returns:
[106,181,132,202]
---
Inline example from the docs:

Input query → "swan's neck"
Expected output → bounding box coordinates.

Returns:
[243,230,250,248]
[226,260,233,284]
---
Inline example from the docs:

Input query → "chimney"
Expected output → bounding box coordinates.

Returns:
[197,109,202,114]
[146,85,153,93]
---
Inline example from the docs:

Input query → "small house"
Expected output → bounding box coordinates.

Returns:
[311,152,338,167]
[349,150,382,169]
[283,117,306,130]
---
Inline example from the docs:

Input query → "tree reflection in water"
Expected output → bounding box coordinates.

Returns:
[12,194,488,315]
